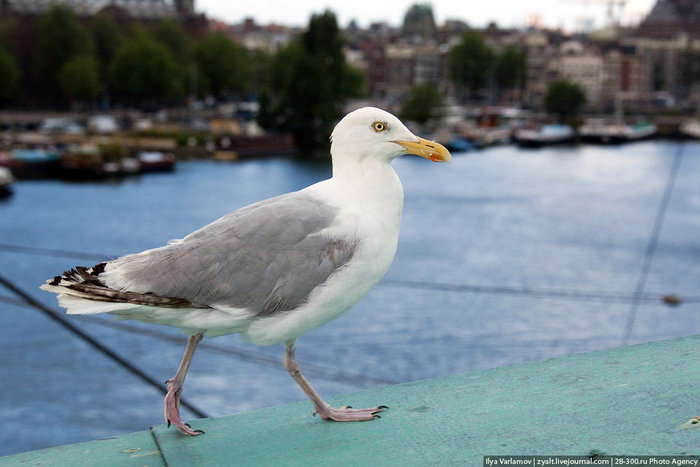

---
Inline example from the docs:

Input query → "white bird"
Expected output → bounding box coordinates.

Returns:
[41,107,451,435]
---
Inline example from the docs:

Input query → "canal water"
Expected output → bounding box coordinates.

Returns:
[1,140,698,456]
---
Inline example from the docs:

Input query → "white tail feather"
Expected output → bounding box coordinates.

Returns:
[58,294,138,315]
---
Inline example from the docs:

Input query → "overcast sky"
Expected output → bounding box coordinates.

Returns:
[197,0,656,32]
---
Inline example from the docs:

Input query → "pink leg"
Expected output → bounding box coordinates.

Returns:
[284,343,387,422]
[164,333,204,436]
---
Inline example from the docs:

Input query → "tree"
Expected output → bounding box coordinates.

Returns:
[59,55,101,102]
[0,18,15,51]
[91,13,123,86]
[495,45,526,91]
[247,48,273,97]
[544,80,586,124]
[449,31,495,98]
[265,41,321,148]
[260,10,364,154]
[110,34,184,103]
[34,5,93,89]
[192,32,249,99]
[400,84,445,126]
[153,20,190,61]
[0,48,20,102]
[341,63,365,99]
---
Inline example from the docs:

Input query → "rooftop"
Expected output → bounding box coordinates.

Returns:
[2,334,698,466]
[2,0,180,19]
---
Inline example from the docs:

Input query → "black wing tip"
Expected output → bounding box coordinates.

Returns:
[46,260,203,309]
[49,262,108,287]
[92,262,107,275]
[49,276,62,286]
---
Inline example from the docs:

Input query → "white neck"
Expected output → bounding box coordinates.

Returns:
[333,156,404,211]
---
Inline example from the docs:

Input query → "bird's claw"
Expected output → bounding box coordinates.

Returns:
[183,423,204,434]
[164,382,203,436]
[315,405,388,422]
[165,413,204,436]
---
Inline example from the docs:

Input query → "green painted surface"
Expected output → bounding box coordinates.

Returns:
[3,335,699,466]
[0,430,164,467]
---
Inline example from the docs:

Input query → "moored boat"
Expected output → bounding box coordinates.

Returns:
[6,148,61,178]
[679,119,700,140]
[463,106,527,149]
[137,151,176,172]
[59,144,107,179]
[214,133,296,158]
[514,124,575,148]
[0,166,14,196]
[625,122,657,141]
[579,119,657,144]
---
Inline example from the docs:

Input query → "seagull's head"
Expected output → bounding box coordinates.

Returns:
[330,107,452,167]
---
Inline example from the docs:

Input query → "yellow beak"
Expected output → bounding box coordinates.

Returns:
[394,137,452,163]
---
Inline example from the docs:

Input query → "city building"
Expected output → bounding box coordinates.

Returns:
[638,0,700,39]
[601,47,650,113]
[1,0,698,115]
[401,3,436,43]
[1,0,192,19]
[559,49,604,111]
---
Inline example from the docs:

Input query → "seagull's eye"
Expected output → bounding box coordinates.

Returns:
[372,121,388,133]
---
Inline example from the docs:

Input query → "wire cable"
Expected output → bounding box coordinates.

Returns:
[0,274,209,419]
[381,278,697,304]
[621,143,684,345]
[0,242,112,262]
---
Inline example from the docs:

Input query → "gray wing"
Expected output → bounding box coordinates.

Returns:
[102,192,359,316]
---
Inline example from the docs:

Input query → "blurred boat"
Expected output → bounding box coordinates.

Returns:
[59,144,175,178]
[467,127,513,149]
[579,119,657,144]
[679,119,700,139]
[0,166,14,196]
[60,144,139,178]
[514,124,575,148]
[5,148,61,178]
[463,107,528,149]
[120,157,141,174]
[87,115,119,134]
[579,119,623,144]
[137,151,175,172]
[59,144,107,179]
[432,128,475,153]
[444,137,475,153]
[625,122,657,141]
[39,118,84,135]
[214,133,296,158]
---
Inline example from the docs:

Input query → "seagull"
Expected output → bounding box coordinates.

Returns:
[41,107,451,436]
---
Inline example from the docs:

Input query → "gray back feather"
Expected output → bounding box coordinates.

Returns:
[108,192,358,316]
